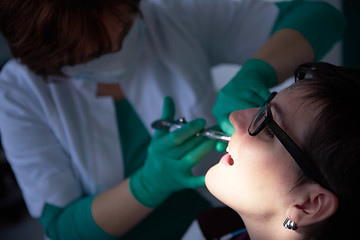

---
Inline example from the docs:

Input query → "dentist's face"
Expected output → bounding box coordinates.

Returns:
[102,12,135,53]
[205,89,319,217]
[77,9,136,65]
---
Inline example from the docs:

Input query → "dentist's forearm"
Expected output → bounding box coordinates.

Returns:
[252,28,314,83]
[91,178,153,236]
[253,0,345,84]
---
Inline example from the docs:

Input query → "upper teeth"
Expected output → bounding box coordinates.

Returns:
[226,146,231,157]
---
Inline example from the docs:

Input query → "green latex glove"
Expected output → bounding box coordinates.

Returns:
[212,58,278,151]
[129,96,216,208]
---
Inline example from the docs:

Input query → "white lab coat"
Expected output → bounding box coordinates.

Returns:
[0,0,278,217]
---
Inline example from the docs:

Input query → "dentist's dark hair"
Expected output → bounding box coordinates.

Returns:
[292,62,360,240]
[0,0,141,76]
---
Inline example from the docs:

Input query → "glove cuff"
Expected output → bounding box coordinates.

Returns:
[240,58,278,88]
[273,1,345,61]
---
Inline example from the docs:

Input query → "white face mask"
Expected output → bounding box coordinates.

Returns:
[62,16,145,82]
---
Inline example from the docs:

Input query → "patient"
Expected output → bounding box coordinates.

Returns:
[204,62,360,240]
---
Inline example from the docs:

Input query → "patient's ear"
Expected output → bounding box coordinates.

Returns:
[287,184,338,227]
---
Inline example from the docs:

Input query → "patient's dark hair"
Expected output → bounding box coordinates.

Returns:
[0,0,141,76]
[292,62,360,239]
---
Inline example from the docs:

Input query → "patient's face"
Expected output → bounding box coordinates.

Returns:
[205,88,320,217]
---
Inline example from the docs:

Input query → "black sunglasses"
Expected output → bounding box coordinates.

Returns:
[248,92,329,189]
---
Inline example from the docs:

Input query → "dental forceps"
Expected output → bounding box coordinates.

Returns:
[151,117,231,142]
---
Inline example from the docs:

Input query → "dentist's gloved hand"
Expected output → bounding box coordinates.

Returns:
[130,96,216,208]
[212,58,278,151]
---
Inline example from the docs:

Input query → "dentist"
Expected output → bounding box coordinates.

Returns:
[0,0,344,239]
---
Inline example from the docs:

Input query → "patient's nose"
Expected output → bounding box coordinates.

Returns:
[229,108,259,134]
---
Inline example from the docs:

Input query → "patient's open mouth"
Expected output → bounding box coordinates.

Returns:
[219,153,234,166]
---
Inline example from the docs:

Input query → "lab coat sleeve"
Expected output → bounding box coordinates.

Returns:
[0,62,82,217]
[39,197,118,240]
[177,0,279,66]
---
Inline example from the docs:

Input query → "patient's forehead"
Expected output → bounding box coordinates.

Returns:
[274,88,322,147]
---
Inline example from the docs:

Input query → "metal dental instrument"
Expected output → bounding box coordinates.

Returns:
[151,117,231,142]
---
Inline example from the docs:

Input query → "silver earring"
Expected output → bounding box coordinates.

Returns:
[283,216,297,230]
